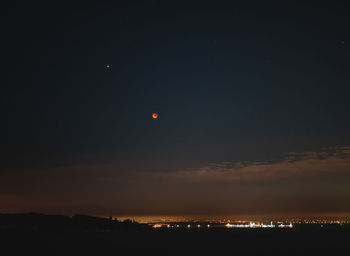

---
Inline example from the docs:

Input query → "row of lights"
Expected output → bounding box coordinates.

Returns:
[152,222,293,229]
[225,222,293,228]
[153,224,211,229]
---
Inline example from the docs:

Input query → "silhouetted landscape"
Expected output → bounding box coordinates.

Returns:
[1,213,349,255]
[0,213,148,232]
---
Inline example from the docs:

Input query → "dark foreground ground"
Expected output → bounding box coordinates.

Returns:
[1,214,349,255]
[1,226,349,256]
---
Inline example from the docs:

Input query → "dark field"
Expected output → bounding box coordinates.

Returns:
[1,226,349,255]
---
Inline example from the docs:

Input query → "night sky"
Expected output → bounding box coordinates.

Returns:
[2,1,350,218]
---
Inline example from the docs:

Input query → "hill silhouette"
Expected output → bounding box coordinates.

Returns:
[0,213,148,232]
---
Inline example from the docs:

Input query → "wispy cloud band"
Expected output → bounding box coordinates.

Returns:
[155,146,350,183]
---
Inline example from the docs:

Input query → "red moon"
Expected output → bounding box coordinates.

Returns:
[152,113,158,119]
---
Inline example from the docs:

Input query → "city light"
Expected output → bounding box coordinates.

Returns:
[278,223,293,228]
[150,218,349,229]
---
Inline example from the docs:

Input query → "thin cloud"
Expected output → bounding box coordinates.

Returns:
[156,147,350,183]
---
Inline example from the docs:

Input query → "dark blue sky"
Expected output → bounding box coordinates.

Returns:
[2,1,350,217]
